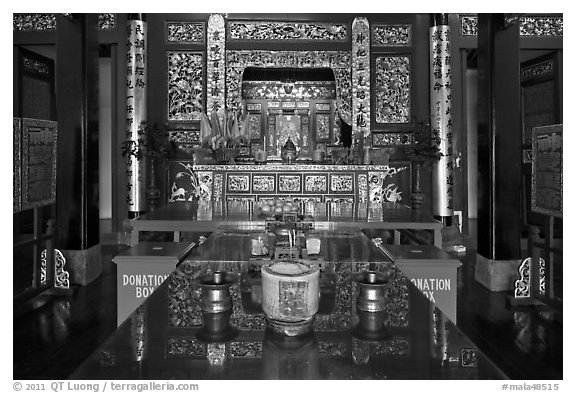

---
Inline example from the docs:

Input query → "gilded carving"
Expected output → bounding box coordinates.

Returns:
[372,24,412,46]
[375,56,411,124]
[372,132,413,146]
[228,21,348,41]
[226,50,351,122]
[252,175,275,192]
[279,175,301,193]
[227,174,250,192]
[98,14,115,30]
[166,21,205,43]
[520,16,563,36]
[330,174,354,192]
[230,342,262,358]
[166,52,204,121]
[305,175,327,193]
[13,14,56,30]
[316,114,331,140]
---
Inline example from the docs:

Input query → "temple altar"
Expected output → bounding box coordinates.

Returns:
[167,162,412,205]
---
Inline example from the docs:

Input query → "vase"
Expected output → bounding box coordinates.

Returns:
[146,158,161,211]
[410,161,425,209]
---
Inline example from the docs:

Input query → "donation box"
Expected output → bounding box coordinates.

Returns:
[384,245,461,323]
[113,242,196,326]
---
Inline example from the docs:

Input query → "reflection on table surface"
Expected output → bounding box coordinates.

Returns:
[71,230,506,380]
[133,201,443,226]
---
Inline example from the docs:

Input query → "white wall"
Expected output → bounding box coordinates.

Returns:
[99,58,112,220]
[466,69,478,219]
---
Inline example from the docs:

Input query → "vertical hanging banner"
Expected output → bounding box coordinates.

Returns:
[207,14,226,122]
[430,21,454,217]
[352,17,371,139]
[126,16,147,215]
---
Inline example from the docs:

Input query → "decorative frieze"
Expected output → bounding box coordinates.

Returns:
[245,114,261,139]
[461,15,563,37]
[13,14,56,30]
[166,21,205,43]
[166,51,204,122]
[278,175,301,193]
[460,15,478,36]
[98,14,115,30]
[230,342,262,358]
[371,338,410,356]
[316,114,331,141]
[352,17,371,137]
[168,130,200,145]
[227,174,250,192]
[207,14,226,117]
[375,56,411,124]
[226,50,351,122]
[372,24,412,47]
[242,81,336,101]
[520,59,554,82]
[252,175,275,192]
[330,174,354,193]
[228,21,348,41]
[14,118,22,213]
[305,175,328,193]
[166,338,205,358]
[372,132,413,146]
[22,57,50,76]
[13,13,116,30]
[357,173,368,203]
[318,342,347,358]
[520,16,563,36]
[214,173,224,201]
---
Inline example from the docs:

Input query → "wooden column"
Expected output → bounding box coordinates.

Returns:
[55,14,100,274]
[476,14,522,261]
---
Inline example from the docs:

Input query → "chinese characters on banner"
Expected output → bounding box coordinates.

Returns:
[126,19,147,213]
[207,14,226,122]
[352,17,371,139]
[430,25,454,217]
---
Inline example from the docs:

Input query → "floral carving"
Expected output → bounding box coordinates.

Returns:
[375,56,411,124]
[166,21,205,43]
[372,24,412,46]
[228,21,348,41]
[167,52,204,121]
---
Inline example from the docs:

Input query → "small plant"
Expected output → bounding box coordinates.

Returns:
[402,116,442,166]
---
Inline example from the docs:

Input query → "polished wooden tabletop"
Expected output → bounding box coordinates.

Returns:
[71,230,506,380]
[130,201,444,246]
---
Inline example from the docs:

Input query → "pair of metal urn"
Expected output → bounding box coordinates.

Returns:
[196,271,238,343]
[351,270,392,341]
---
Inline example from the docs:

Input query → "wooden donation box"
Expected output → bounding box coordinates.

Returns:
[384,245,461,323]
[112,242,195,326]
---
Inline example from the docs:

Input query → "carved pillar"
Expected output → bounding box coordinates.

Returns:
[429,14,454,221]
[126,14,147,218]
[352,17,371,142]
